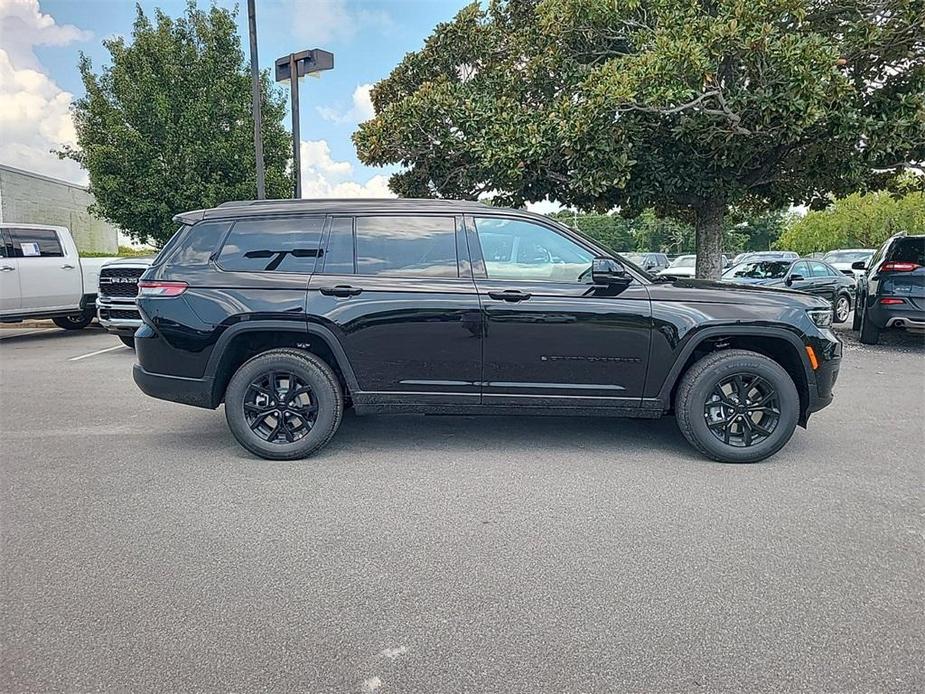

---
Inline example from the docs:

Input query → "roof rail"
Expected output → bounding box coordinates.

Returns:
[216,197,489,208]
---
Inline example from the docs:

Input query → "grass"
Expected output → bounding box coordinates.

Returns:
[79,246,155,258]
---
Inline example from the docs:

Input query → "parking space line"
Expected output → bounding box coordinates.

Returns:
[69,344,127,361]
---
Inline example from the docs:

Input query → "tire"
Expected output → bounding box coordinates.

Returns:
[833,294,851,324]
[851,294,862,330]
[675,349,800,464]
[119,335,135,349]
[224,349,343,460]
[858,302,880,345]
[53,311,92,330]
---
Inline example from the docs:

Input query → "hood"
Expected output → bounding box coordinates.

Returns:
[647,277,828,309]
[102,255,155,267]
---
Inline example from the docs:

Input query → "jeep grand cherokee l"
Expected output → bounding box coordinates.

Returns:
[132,199,841,464]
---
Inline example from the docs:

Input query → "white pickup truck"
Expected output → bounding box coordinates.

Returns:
[0,223,115,330]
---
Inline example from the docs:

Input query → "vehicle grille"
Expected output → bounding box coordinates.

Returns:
[99,267,144,298]
[107,309,140,320]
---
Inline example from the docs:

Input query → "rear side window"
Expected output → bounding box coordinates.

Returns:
[887,237,925,265]
[167,222,230,267]
[354,216,457,277]
[7,228,63,258]
[322,217,355,274]
[217,216,323,273]
[151,226,188,266]
[808,261,830,277]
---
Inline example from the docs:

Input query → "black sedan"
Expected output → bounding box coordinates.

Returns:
[722,258,856,322]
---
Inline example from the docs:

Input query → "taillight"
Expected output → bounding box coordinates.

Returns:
[880,262,920,272]
[138,280,188,297]
[879,297,905,305]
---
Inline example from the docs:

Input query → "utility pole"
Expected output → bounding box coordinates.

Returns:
[247,0,265,199]
[276,49,334,199]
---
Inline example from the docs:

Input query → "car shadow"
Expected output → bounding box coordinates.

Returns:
[0,325,106,343]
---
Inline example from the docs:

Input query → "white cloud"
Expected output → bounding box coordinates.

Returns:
[316,83,375,124]
[526,199,563,214]
[287,0,392,44]
[299,139,392,198]
[0,0,91,183]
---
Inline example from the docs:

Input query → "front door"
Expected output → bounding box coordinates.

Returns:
[307,214,482,406]
[0,230,21,313]
[468,215,651,408]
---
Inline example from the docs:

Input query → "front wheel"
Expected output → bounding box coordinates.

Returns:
[833,294,851,324]
[675,349,800,463]
[53,310,93,330]
[224,349,343,460]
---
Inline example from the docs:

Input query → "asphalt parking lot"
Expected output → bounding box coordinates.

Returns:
[1,322,923,692]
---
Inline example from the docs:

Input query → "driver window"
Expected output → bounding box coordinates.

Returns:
[473,217,593,282]
[791,261,810,278]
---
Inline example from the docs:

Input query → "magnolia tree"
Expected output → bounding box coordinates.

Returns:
[59,5,292,246]
[355,0,925,278]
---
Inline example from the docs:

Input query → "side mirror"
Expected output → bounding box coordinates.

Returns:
[851,261,867,271]
[591,257,627,285]
[786,273,805,285]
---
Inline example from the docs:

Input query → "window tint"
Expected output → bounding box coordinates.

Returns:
[808,261,830,277]
[791,261,810,278]
[152,226,188,266]
[474,217,593,282]
[7,228,63,258]
[888,237,925,265]
[355,216,457,277]
[218,217,323,273]
[168,221,230,267]
[322,217,355,274]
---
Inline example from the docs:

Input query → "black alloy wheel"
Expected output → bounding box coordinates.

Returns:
[243,371,319,444]
[704,373,780,448]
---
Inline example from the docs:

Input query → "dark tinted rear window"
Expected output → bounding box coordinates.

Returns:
[167,222,230,267]
[218,216,324,273]
[7,228,63,257]
[888,237,925,265]
[322,217,355,274]
[355,216,457,277]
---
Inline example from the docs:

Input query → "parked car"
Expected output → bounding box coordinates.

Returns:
[722,258,856,323]
[732,251,799,266]
[822,249,875,280]
[97,255,154,347]
[0,223,113,329]
[622,252,670,273]
[851,233,924,344]
[658,254,731,279]
[132,199,841,464]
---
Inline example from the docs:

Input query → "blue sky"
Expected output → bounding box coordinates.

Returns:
[1,0,465,196]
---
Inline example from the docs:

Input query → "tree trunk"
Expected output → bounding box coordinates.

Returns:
[695,198,725,280]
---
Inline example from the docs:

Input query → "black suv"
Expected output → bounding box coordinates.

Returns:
[851,233,925,344]
[133,199,841,463]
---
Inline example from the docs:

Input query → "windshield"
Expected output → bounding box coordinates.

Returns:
[724,260,791,280]
[669,256,696,268]
[824,250,873,264]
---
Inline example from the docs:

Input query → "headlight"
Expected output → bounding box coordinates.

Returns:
[807,307,833,328]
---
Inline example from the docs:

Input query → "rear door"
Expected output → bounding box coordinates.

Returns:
[306,214,482,406]
[807,261,838,302]
[0,229,21,313]
[7,227,80,311]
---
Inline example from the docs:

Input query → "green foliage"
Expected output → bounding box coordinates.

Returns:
[80,246,155,257]
[355,0,925,278]
[58,2,292,246]
[776,191,925,254]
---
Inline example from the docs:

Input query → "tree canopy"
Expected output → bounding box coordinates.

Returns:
[355,0,925,277]
[59,3,292,246]
[776,190,925,254]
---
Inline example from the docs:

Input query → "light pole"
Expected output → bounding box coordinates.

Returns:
[275,49,334,199]
[246,0,265,199]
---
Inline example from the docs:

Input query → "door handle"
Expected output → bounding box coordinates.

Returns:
[318,284,363,297]
[488,290,532,302]
[0,265,15,272]
[61,264,76,269]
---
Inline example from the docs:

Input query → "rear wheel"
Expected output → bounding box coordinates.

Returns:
[53,309,93,330]
[858,302,881,345]
[675,349,799,463]
[833,294,851,324]
[224,349,343,460]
